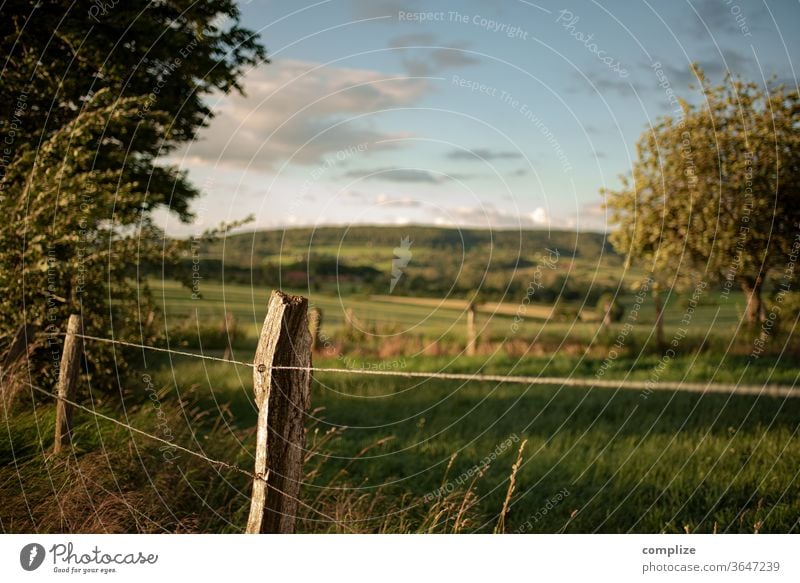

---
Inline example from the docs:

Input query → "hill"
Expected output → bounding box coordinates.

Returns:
[178,225,624,303]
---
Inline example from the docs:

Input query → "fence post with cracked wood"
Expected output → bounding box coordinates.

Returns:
[246,290,313,534]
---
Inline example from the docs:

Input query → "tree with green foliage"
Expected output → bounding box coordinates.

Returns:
[0,1,265,390]
[604,66,800,326]
[596,292,624,326]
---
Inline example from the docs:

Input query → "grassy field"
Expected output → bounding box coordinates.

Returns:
[2,348,797,533]
[4,276,798,534]
[151,278,753,345]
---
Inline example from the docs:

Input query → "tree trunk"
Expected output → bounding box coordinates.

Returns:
[653,290,665,352]
[741,277,765,326]
[602,301,612,327]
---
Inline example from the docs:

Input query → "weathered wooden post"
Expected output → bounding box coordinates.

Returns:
[344,307,354,338]
[308,307,322,352]
[246,291,312,534]
[466,299,478,357]
[54,314,82,453]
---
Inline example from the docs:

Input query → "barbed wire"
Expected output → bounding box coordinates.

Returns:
[21,380,350,530]
[71,333,253,367]
[16,328,798,534]
[273,366,797,398]
[66,332,799,398]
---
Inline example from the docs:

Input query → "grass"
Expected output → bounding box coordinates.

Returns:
[4,278,797,534]
[150,278,757,350]
[3,349,797,533]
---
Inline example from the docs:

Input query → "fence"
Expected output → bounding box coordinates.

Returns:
[7,289,799,533]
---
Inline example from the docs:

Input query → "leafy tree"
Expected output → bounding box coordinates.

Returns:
[596,292,624,325]
[605,66,800,326]
[0,1,265,390]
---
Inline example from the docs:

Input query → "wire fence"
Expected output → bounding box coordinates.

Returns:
[70,332,798,398]
[20,378,351,530]
[7,323,796,531]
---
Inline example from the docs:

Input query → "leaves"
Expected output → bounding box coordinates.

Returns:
[0,1,265,390]
[605,66,800,299]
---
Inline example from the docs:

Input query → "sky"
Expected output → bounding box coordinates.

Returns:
[158,0,800,236]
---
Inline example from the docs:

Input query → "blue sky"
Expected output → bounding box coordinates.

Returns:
[161,0,800,236]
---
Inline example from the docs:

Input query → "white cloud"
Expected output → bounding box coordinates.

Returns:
[446,205,526,229]
[530,207,549,225]
[176,60,429,171]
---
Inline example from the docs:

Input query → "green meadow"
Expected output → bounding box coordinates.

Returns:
[3,271,797,533]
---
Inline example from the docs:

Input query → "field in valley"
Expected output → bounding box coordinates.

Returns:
[3,268,798,533]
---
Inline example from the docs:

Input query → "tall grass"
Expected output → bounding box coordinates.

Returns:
[4,350,796,534]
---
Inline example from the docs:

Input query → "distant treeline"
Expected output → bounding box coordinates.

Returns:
[158,226,622,303]
[200,225,614,263]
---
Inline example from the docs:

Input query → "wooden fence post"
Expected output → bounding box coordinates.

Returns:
[308,307,322,352]
[466,302,477,356]
[246,291,312,534]
[344,307,354,338]
[54,314,82,454]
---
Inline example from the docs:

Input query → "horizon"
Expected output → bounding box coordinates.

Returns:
[205,221,611,240]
